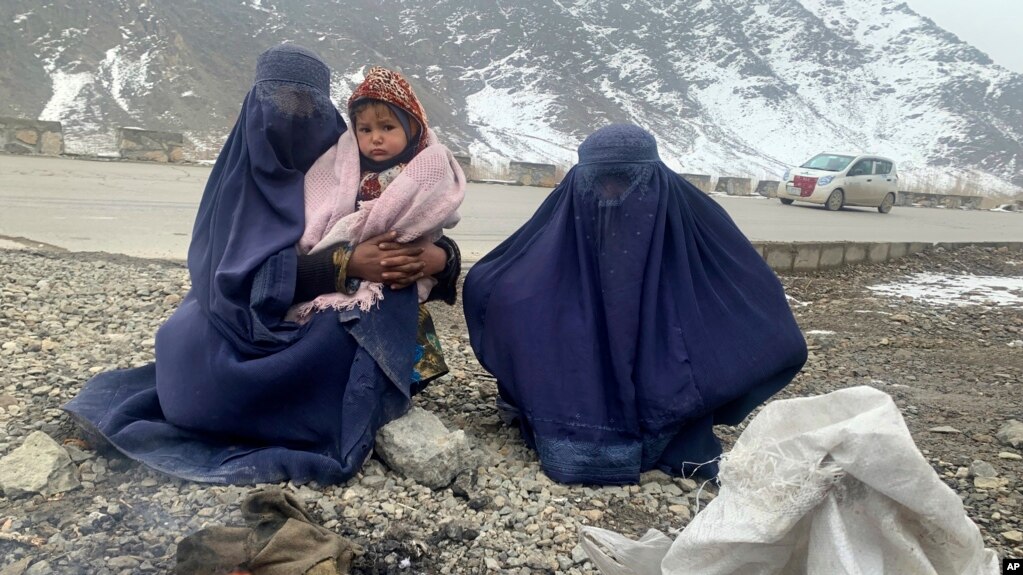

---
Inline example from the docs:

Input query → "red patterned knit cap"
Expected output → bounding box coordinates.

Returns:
[348,66,429,152]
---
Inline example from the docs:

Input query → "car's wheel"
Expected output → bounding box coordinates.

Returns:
[825,189,844,211]
[878,192,895,214]
[780,198,794,205]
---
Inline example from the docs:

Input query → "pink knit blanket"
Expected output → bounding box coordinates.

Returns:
[290,129,464,316]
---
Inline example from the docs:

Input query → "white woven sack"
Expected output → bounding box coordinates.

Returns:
[582,386,999,575]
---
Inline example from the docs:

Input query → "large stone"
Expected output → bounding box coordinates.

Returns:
[375,407,473,489]
[0,558,33,575]
[15,129,38,146]
[0,431,80,498]
[509,161,557,187]
[4,142,32,154]
[973,476,1008,490]
[969,460,998,478]
[39,131,63,155]
[639,469,673,485]
[997,420,1023,448]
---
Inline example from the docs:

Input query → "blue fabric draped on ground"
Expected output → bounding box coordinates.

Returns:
[64,45,423,485]
[463,124,808,485]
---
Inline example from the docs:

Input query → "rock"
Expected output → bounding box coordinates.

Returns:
[571,544,588,564]
[375,407,473,489]
[974,477,1009,490]
[997,420,1023,448]
[675,478,699,491]
[1002,530,1023,543]
[969,460,998,479]
[997,452,1022,461]
[63,444,92,463]
[668,504,692,521]
[467,495,491,511]
[579,510,604,522]
[639,469,673,485]
[107,556,140,570]
[0,431,80,498]
[24,562,52,575]
[0,558,33,575]
[360,475,387,488]
[929,426,962,434]
[451,469,477,499]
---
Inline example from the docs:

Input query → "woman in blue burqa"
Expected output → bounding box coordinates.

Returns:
[64,45,461,484]
[463,124,807,484]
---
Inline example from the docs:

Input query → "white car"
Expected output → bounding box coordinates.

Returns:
[778,153,899,213]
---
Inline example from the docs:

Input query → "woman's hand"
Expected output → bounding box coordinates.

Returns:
[347,232,446,290]
[347,231,424,284]
[380,237,447,290]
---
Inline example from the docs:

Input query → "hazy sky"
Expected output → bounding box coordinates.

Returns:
[904,0,1023,74]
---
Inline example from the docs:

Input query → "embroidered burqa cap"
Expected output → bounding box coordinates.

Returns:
[463,124,807,484]
[577,122,660,164]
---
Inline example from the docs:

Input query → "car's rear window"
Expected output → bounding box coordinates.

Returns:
[800,154,855,172]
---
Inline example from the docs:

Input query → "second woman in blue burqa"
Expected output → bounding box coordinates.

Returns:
[463,124,808,485]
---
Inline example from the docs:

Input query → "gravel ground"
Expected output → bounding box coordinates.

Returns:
[0,244,1021,574]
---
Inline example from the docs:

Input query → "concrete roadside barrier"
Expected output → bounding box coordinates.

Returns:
[753,241,1023,273]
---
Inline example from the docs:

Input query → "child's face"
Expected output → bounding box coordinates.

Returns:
[354,105,408,163]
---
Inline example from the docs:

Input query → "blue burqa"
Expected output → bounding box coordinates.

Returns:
[64,45,421,484]
[463,125,807,484]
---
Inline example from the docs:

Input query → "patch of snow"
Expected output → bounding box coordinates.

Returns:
[465,82,576,166]
[869,273,1023,307]
[101,46,155,114]
[786,295,809,307]
[806,330,836,335]
[40,70,95,123]
[991,205,1020,213]
[14,12,32,24]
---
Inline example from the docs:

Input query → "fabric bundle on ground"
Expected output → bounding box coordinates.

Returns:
[581,386,1000,574]
[463,124,807,484]
[175,488,356,575]
[64,45,422,485]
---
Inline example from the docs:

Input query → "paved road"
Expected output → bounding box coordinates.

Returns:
[2,154,1021,261]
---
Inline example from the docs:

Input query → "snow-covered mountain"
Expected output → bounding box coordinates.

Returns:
[2,0,1021,193]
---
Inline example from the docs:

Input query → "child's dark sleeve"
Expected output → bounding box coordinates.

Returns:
[427,235,461,305]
